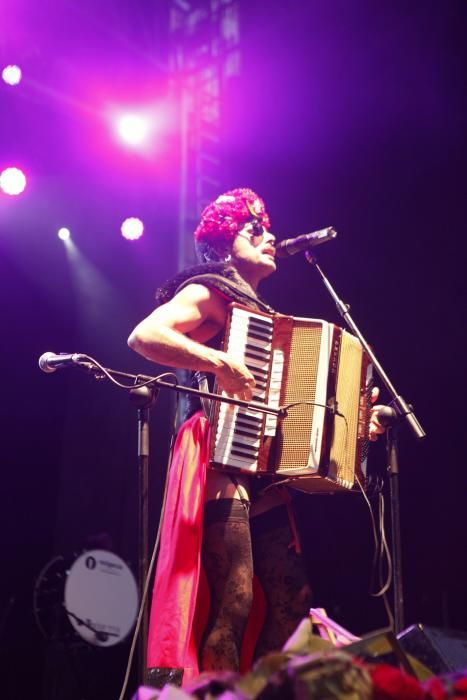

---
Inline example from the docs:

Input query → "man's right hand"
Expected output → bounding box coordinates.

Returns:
[215,352,256,401]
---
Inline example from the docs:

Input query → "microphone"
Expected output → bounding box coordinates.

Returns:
[275,226,337,258]
[38,352,86,373]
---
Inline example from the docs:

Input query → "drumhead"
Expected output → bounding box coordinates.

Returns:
[64,549,138,646]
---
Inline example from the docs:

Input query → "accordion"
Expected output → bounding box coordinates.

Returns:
[209,303,373,493]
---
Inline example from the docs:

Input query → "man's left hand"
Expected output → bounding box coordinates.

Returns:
[369,386,387,442]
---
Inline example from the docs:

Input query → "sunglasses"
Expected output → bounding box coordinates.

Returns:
[237,220,272,246]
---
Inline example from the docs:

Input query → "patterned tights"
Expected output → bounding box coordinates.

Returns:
[199,499,312,671]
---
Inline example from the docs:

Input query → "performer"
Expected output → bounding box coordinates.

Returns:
[128,188,385,687]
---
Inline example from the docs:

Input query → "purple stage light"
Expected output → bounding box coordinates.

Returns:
[2,65,22,85]
[121,217,144,240]
[105,101,176,160]
[116,114,151,147]
[0,167,27,195]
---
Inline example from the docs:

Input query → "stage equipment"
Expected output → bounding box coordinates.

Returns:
[0,166,26,195]
[38,352,89,373]
[302,249,426,634]
[65,550,138,646]
[58,227,71,241]
[1,65,22,85]
[116,114,151,147]
[209,303,373,493]
[121,217,144,240]
[398,624,467,676]
[34,550,138,647]
[275,226,337,258]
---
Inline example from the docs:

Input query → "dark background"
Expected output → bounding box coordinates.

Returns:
[1,1,466,697]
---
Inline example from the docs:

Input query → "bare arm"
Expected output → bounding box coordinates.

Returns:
[128,283,255,399]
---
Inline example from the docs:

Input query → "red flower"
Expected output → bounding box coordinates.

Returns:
[424,672,467,699]
[423,677,449,699]
[194,188,271,245]
[370,663,425,699]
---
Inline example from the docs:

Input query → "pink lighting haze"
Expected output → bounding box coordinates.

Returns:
[0,167,27,195]
[121,217,144,240]
[2,65,22,85]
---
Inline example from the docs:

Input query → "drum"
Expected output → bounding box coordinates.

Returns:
[34,549,138,647]
[64,549,139,647]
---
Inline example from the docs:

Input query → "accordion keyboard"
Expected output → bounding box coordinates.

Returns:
[213,307,277,471]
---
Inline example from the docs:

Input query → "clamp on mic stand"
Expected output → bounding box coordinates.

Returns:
[305,250,426,633]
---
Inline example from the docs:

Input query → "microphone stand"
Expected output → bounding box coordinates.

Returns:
[129,384,157,684]
[304,251,426,633]
[53,357,283,686]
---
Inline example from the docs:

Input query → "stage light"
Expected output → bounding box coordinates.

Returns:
[117,114,151,147]
[0,167,27,195]
[2,65,22,86]
[109,102,175,155]
[58,227,71,241]
[121,217,144,241]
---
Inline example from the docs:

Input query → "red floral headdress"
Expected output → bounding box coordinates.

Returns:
[194,188,271,248]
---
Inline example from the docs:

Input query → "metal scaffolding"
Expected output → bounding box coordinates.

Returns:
[168,0,241,269]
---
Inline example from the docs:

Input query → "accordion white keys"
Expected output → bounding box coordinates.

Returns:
[209,303,373,493]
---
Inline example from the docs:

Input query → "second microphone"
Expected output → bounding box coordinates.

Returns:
[275,227,337,258]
